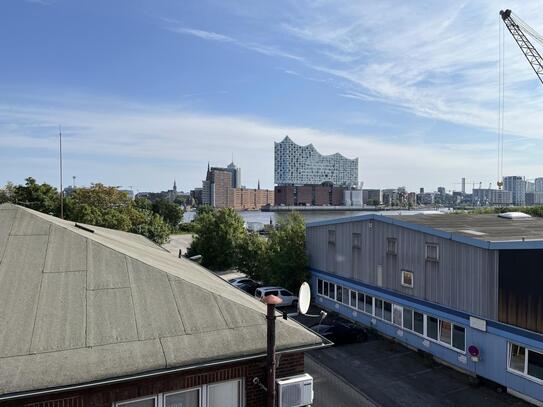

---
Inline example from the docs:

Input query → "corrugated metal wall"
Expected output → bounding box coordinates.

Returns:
[307,219,499,319]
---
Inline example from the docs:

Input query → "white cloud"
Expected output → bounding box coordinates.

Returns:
[1,96,539,192]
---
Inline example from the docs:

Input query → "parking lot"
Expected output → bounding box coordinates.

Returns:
[295,307,529,407]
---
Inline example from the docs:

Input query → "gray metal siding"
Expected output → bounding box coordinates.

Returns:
[307,219,498,320]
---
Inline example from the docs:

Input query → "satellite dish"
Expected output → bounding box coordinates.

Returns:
[298,282,311,315]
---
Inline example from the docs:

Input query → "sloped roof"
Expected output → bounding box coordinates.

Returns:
[0,204,323,398]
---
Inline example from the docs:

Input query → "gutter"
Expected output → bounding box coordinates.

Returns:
[0,341,331,402]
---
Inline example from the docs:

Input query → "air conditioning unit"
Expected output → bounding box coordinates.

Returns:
[277,373,314,407]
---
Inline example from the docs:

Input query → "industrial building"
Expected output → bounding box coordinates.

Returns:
[0,204,324,407]
[274,136,358,187]
[306,212,543,405]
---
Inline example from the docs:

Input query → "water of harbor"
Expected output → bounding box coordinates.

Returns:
[183,208,451,225]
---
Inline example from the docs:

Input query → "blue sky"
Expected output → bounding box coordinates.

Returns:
[1,0,543,193]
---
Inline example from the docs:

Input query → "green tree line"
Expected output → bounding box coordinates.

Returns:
[187,207,309,292]
[0,177,185,245]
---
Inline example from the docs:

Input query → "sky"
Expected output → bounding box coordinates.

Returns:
[1,0,543,193]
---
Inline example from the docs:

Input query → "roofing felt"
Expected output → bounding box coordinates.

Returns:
[307,212,543,249]
[0,204,323,398]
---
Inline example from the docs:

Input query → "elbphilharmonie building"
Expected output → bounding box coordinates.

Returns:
[274,136,358,187]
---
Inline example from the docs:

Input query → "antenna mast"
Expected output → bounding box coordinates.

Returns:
[59,125,64,219]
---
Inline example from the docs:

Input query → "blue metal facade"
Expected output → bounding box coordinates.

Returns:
[310,269,543,404]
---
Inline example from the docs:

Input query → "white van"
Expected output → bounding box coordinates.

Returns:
[254,286,298,307]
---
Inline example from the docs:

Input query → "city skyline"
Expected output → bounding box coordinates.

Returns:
[2,1,543,193]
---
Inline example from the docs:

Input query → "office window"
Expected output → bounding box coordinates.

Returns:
[425,243,439,261]
[337,286,343,303]
[403,308,413,331]
[401,270,414,288]
[528,349,543,380]
[323,281,329,297]
[427,316,438,340]
[329,283,336,300]
[164,389,199,407]
[383,301,392,322]
[387,238,397,255]
[357,292,365,311]
[452,325,465,351]
[116,397,156,407]
[413,311,424,335]
[208,380,241,407]
[393,304,403,326]
[350,290,357,308]
[328,229,336,244]
[365,295,373,314]
[374,298,383,319]
[342,286,349,304]
[439,320,452,345]
[317,279,323,295]
[352,232,361,248]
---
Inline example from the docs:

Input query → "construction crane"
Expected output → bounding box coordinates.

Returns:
[497,10,543,190]
[500,9,543,85]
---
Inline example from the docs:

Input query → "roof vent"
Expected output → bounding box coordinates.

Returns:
[498,212,532,220]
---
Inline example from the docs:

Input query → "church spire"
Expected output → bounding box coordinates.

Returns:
[257,179,260,190]
[173,179,177,192]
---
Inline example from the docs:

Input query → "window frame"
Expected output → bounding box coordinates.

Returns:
[386,237,397,255]
[163,387,201,407]
[207,379,243,407]
[425,243,439,261]
[507,342,543,384]
[328,229,336,244]
[401,270,414,288]
[115,395,158,407]
[352,232,361,249]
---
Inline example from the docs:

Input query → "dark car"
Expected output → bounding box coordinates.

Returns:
[310,321,368,344]
[237,280,263,296]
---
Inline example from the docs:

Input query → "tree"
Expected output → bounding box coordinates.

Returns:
[188,208,245,270]
[236,232,270,282]
[132,211,172,245]
[152,198,184,229]
[0,182,15,204]
[11,177,59,215]
[267,212,309,292]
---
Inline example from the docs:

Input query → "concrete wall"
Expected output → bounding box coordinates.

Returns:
[307,218,499,320]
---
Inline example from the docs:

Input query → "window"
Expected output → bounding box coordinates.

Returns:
[328,229,336,244]
[350,290,357,308]
[374,298,383,319]
[164,389,199,407]
[427,316,438,340]
[452,325,465,351]
[336,286,343,303]
[439,320,452,345]
[116,396,156,407]
[387,238,397,255]
[393,304,403,326]
[365,295,373,314]
[425,243,439,261]
[509,343,526,373]
[413,311,424,335]
[401,270,414,288]
[323,281,329,297]
[317,279,323,295]
[509,343,543,381]
[280,290,292,297]
[383,301,392,322]
[329,283,336,300]
[342,287,349,304]
[352,232,361,248]
[357,292,364,311]
[208,380,241,407]
[403,308,413,331]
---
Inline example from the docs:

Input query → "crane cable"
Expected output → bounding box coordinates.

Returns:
[512,12,543,47]
[497,15,505,189]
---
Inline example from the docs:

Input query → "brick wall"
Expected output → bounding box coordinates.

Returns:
[2,353,305,407]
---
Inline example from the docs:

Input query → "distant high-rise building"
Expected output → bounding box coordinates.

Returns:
[226,162,241,188]
[274,136,358,187]
[503,176,526,206]
[461,177,466,194]
[202,167,232,208]
[473,189,513,205]
[526,181,535,194]
[535,177,543,193]
[362,189,382,206]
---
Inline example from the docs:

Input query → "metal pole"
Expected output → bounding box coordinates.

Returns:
[59,125,64,219]
[263,295,282,407]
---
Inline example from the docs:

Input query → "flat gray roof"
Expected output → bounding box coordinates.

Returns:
[307,213,543,249]
[0,204,323,398]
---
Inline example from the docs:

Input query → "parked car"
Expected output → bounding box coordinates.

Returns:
[254,287,298,307]
[310,320,368,344]
[228,277,255,287]
[237,280,263,296]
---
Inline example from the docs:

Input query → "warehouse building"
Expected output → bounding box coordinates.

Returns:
[306,212,543,405]
[0,204,324,407]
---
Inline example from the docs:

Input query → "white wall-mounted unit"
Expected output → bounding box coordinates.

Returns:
[277,373,313,407]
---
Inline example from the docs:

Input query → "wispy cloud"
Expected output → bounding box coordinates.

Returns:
[24,0,52,5]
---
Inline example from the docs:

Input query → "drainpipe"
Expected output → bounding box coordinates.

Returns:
[263,294,283,407]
